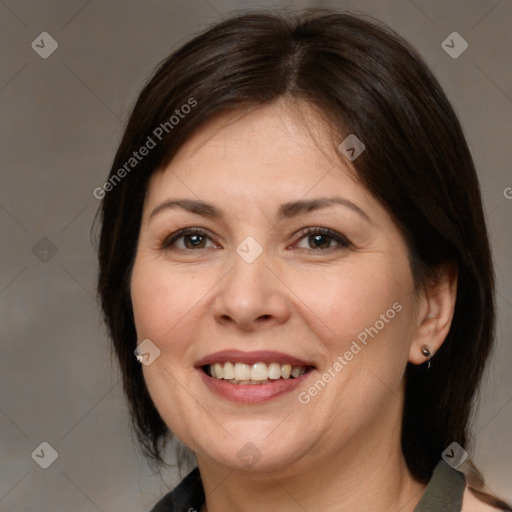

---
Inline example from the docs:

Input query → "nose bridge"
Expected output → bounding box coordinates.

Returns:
[225,242,272,307]
[213,237,290,329]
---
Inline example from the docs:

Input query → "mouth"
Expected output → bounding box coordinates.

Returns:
[202,361,313,384]
[195,350,316,402]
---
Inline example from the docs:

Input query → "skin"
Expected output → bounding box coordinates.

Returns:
[130,98,458,512]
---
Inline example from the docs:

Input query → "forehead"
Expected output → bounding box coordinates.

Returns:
[144,100,373,211]
[175,99,337,160]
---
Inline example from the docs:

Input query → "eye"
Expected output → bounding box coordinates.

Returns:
[161,228,218,250]
[294,227,351,251]
[161,227,351,252]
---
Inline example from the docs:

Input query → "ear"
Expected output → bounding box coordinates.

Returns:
[408,261,458,365]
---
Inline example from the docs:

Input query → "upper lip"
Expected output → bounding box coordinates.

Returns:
[195,350,316,368]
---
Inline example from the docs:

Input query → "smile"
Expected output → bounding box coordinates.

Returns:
[205,361,308,383]
[196,350,316,403]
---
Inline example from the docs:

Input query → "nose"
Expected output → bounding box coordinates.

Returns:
[212,249,291,332]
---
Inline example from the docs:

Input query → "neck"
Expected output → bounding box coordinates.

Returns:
[197,402,426,512]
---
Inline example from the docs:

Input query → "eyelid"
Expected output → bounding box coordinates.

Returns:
[161,227,219,249]
[291,227,352,250]
[161,226,352,252]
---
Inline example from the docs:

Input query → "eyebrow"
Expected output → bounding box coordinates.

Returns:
[149,197,371,222]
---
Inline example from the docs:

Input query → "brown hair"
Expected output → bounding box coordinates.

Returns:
[95,9,509,507]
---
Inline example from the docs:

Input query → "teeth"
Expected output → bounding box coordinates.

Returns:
[207,361,308,382]
[291,366,305,378]
[250,362,268,381]
[223,361,235,380]
[213,363,223,379]
[234,362,251,380]
[268,362,282,380]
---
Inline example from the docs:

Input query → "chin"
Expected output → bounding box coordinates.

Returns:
[190,426,313,474]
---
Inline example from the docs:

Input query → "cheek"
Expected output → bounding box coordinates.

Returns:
[130,256,209,344]
[293,262,415,418]
[289,256,416,405]
[129,257,214,442]
[294,260,410,338]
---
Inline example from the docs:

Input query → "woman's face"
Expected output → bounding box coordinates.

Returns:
[130,99,423,473]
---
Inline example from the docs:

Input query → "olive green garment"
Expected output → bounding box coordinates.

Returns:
[414,460,465,512]
[150,459,465,511]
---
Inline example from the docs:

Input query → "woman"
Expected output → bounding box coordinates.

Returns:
[96,10,511,512]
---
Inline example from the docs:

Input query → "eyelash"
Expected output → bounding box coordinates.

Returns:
[161,227,352,253]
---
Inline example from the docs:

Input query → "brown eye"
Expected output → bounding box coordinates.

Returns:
[183,233,207,249]
[308,233,332,249]
[295,228,351,251]
[162,228,217,250]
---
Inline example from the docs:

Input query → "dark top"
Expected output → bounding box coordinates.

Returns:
[150,459,465,512]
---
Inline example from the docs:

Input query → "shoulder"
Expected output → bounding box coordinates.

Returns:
[150,467,205,512]
[461,485,511,512]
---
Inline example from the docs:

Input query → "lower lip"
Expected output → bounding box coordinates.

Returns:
[198,369,313,403]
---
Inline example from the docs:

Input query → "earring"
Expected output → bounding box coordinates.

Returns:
[421,345,432,369]
[135,352,143,364]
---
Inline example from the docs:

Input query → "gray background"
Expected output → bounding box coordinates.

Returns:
[0,0,511,510]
